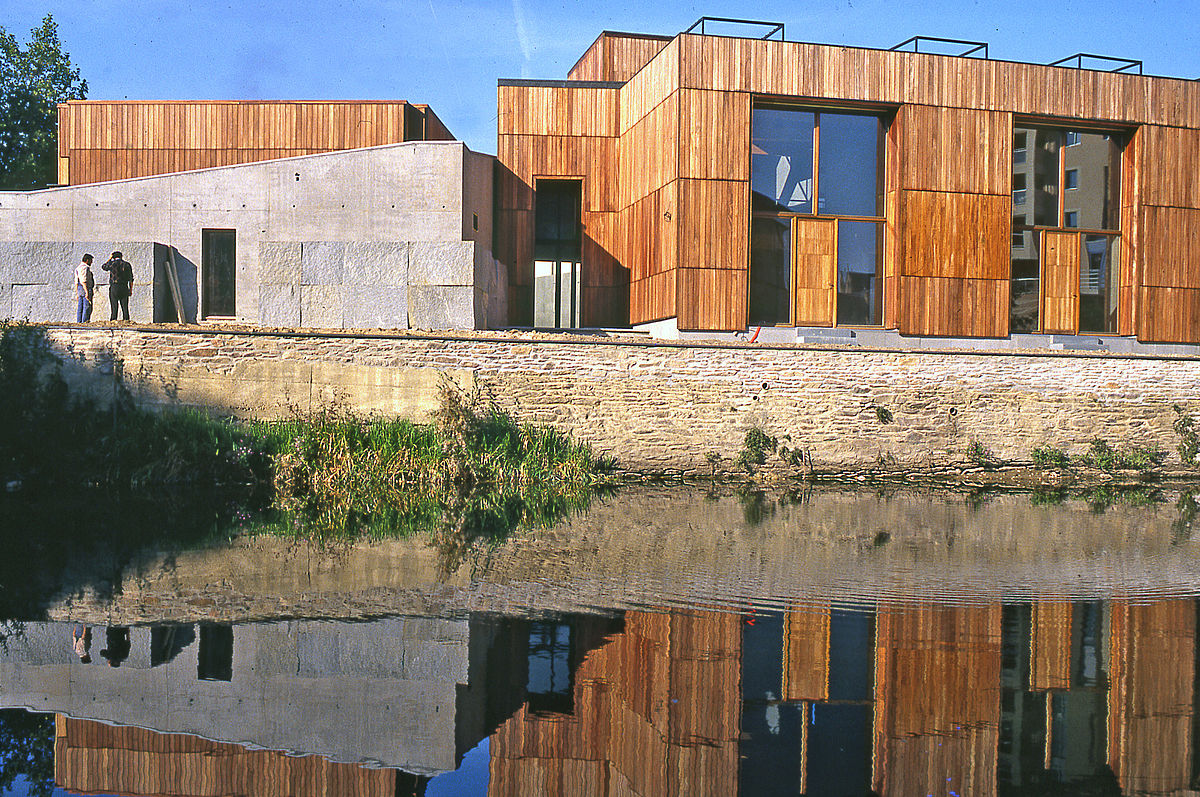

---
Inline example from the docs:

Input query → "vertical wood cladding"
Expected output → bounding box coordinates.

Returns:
[57,101,448,185]
[488,609,741,797]
[793,217,837,327]
[872,604,1002,797]
[498,31,1200,337]
[1029,601,1073,691]
[1107,601,1196,794]
[1041,231,1082,334]
[782,604,831,702]
[568,31,671,82]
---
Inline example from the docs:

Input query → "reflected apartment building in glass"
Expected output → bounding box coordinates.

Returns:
[495,20,1200,345]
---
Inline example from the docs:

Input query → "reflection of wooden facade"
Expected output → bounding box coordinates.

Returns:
[488,609,742,796]
[1107,601,1196,793]
[54,716,406,796]
[57,100,453,186]
[497,28,1200,342]
[872,605,1003,797]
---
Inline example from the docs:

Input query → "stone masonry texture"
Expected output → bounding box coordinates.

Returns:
[39,326,1200,472]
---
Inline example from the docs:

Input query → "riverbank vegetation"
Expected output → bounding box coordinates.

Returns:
[0,322,614,554]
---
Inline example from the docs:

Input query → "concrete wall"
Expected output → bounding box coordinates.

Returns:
[0,141,499,330]
[0,618,484,775]
[36,326,1200,472]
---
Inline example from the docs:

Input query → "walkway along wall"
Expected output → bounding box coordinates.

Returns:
[38,325,1200,472]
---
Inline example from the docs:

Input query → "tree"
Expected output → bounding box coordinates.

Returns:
[0,14,87,190]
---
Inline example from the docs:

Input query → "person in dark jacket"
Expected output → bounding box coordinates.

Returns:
[102,250,134,321]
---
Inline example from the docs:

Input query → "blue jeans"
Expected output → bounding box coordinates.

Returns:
[77,295,93,323]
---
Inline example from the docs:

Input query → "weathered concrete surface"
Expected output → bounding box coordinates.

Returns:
[43,487,1200,627]
[0,618,485,775]
[36,325,1200,470]
[0,142,499,329]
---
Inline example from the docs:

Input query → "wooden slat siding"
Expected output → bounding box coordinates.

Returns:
[630,269,676,323]
[1139,206,1200,288]
[674,34,1200,128]
[782,605,831,702]
[1139,287,1200,342]
[898,276,1008,337]
[1042,230,1081,334]
[618,91,678,209]
[56,717,397,796]
[568,31,672,83]
[676,178,748,329]
[793,216,837,327]
[1107,601,1196,794]
[497,85,620,138]
[882,107,904,329]
[618,38,681,134]
[898,191,1009,280]
[1120,129,1141,336]
[896,106,1010,195]
[58,100,433,185]
[872,604,1002,797]
[1137,125,1200,209]
[678,89,750,182]
[1029,601,1072,691]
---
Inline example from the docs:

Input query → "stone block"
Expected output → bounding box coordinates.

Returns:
[300,241,344,285]
[343,285,407,329]
[408,241,475,286]
[259,242,302,285]
[300,284,343,329]
[259,284,301,327]
[408,285,475,330]
[344,241,407,286]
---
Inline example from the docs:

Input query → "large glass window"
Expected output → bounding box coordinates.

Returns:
[750,106,885,327]
[1010,126,1122,334]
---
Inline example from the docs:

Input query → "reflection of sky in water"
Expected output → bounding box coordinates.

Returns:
[426,737,489,796]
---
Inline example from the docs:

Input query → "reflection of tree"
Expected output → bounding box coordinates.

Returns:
[0,710,54,796]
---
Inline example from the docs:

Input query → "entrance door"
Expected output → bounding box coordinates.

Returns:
[533,181,582,328]
[202,228,236,318]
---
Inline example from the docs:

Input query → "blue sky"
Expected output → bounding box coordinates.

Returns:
[6,0,1199,154]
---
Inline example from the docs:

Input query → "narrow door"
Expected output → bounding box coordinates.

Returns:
[533,181,582,328]
[202,228,236,318]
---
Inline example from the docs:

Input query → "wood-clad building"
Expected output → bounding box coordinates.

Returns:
[496,23,1200,343]
[57,100,453,186]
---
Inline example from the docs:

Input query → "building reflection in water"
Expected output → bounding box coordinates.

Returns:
[15,600,1200,796]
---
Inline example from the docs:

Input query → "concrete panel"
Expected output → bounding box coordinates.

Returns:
[409,241,475,286]
[368,210,463,242]
[343,285,407,329]
[259,241,302,285]
[300,241,344,285]
[10,283,59,321]
[266,152,371,213]
[0,241,74,285]
[259,284,301,327]
[300,284,343,328]
[408,285,475,330]
[344,241,406,286]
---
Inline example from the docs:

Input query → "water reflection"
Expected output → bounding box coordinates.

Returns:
[0,597,1195,795]
[2,487,1200,794]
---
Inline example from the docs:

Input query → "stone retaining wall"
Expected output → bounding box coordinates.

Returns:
[38,325,1200,472]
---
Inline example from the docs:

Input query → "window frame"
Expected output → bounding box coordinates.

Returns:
[749,103,891,328]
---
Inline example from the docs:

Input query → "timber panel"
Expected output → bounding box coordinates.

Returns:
[782,605,831,702]
[1041,230,1081,335]
[618,91,678,207]
[676,178,747,271]
[675,35,1200,128]
[1030,601,1072,691]
[898,276,1008,337]
[895,105,1011,195]
[624,180,679,282]
[678,268,747,330]
[1107,601,1196,794]
[57,100,442,185]
[497,85,620,137]
[1139,205,1200,288]
[568,31,671,82]
[1139,286,1200,343]
[678,89,750,182]
[498,134,618,212]
[899,191,1009,280]
[630,269,676,323]
[793,216,837,327]
[1137,125,1200,209]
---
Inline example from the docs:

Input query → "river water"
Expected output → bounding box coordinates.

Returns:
[1,485,1199,795]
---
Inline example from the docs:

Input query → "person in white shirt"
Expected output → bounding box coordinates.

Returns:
[75,254,95,322]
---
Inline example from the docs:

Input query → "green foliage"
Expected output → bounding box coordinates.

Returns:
[1031,445,1071,470]
[966,440,995,468]
[1174,405,1199,466]
[874,406,894,424]
[0,15,87,189]
[1076,438,1165,473]
[736,427,777,472]
[0,710,54,796]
